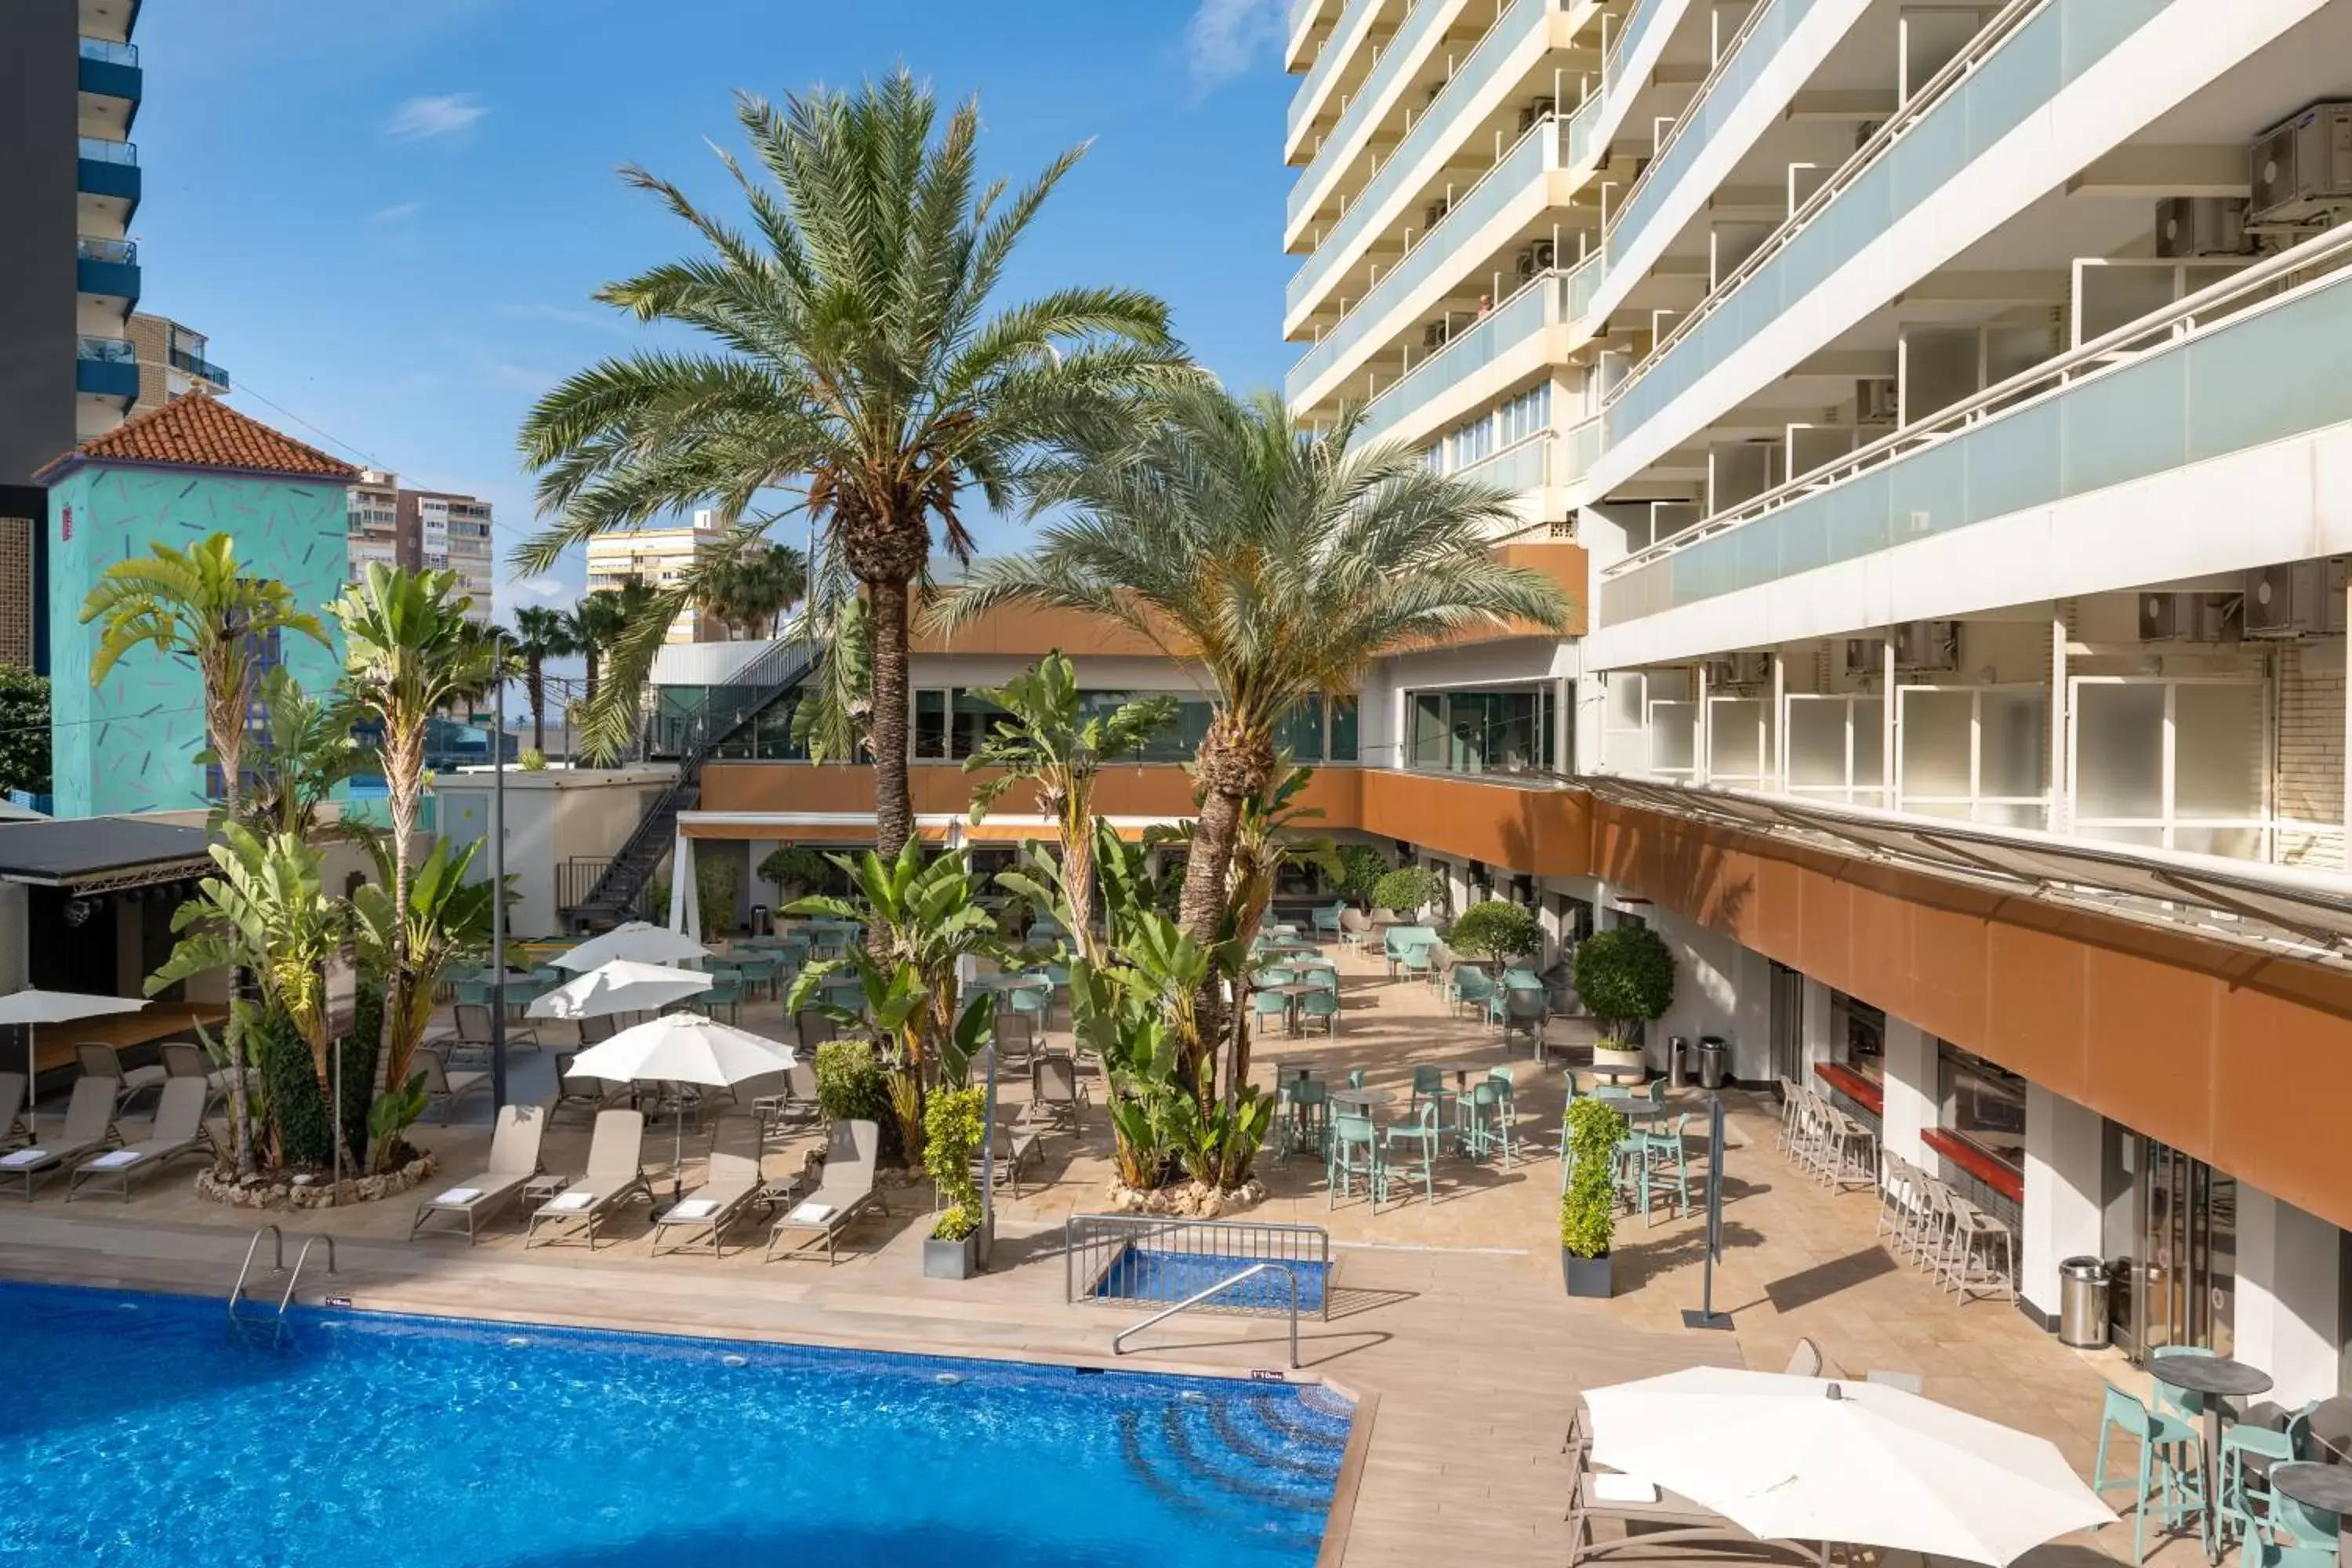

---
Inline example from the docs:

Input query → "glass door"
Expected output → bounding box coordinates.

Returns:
[1768,963,1804,1091]
[2109,1133,2238,1360]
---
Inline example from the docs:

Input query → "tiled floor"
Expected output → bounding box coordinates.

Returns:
[0,944,2212,1566]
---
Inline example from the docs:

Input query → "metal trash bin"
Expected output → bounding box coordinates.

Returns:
[2058,1257,2111,1348]
[750,905,771,937]
[1667,1035,1690,1089]
[1697,1036,1728,1091]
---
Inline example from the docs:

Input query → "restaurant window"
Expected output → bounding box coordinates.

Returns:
[1936,1040,2027,1174]
[1832,991,1885,1083]
[1328,695,1359,762]
[914,689,949,760]
[1277,695,1325,760]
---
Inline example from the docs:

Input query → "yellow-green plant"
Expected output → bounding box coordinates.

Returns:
[1560,1097,1628,1259]
[922,1085,987,1241]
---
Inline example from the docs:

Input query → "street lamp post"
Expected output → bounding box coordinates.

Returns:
[490,635,509,1110]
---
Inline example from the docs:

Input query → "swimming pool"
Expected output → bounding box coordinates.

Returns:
[0,1281,1349,1566]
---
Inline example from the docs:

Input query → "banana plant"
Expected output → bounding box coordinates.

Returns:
[348,833,498,1170]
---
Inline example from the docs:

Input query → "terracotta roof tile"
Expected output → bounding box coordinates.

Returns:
[35,394,359,483]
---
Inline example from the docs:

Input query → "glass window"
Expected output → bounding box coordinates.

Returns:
[1834,993,1885,1083]
[1497,382,1552,446]
[1410,693,1446,767]
[948,688,1000,760]
[1937,1040,2027,1171]
[1277,695,1324,760]
[913,689,948,760]
[1327,695,1359,762]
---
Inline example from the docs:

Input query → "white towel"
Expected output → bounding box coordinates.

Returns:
[1,1149,47,1167]
[788,1200,835,1224]
[86,1149,143,1169]
[669,1198,718,1220]
[543,1190,593,1212]
[434,1186,481,1205]
[1592,1475,1659,1505]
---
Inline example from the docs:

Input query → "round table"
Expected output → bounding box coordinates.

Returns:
[1438,1061,1507,1088]
[2268,1462,2352,1554]
[1595,1094,1671,1123]
[2150,1355,2274,1559]
[1258,980,1325,1037]
[1587,1061,1648,1083]
[1329,1087,1395,1111]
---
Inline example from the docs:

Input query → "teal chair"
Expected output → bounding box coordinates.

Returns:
[1409,1065,1446,1120]
[1327,1112,1383,1208]
[2220,1425,2296,1551]
[697,979,744,1024]
[1251,985,1292,1036]
[1457,1080,1515,1167]
[1450,966,1502,1025]
[1346,1068,1367,1090]
[1383,1101,1441,1206]
[1300,986,1341,1037]
[1397,942,1436,986]
[1312,902,1345,939]
[2094,1385,2208,1564]
[1252,966,1295,987]
[1486,1068,1523,1163]
[1288,1078,1331,1160]
[2254,1490,2344,1568]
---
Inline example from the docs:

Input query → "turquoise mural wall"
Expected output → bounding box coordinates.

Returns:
[47,463,350,818]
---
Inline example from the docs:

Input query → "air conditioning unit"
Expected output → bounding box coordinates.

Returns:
[1704,652,1772,689]
[1421,320,1452,350]
[2243,560,2350,638]
[2137,592,2242,644]
[1514,239,1558,279]
[1515,96,1555,133]
[2154,197,2249,257]
[2249,103,2352,225]
[1855,376,1900,426]
[1424,198,1451,229]
[1892,619,1959,671]
[1845,637,1886,678]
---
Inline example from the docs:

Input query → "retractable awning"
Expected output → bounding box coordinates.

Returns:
[0,817,212,894]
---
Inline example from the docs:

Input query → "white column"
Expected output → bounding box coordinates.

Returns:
[1800,976,1836,1073]
[1879,1017,1935,1164]
[1882,634,1898,803]
[2020,1082,2103,1323]
[2050,608,2071,834]
[669,831,698,942]
[2236,1188,2346,1405]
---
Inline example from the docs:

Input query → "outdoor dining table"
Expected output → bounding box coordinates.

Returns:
[1328,1087,1395,1112]
[2150,1353,2274,1559]
[1258,980,1323,1036]
[2267,1462,2352,1555]
[1595,1094,1672,1124]
[1436,1061,1506,1090]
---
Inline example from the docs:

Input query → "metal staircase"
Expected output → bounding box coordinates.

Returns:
[566,638,819,928]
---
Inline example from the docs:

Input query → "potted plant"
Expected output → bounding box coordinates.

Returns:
[1370,866,1443,923]
[1572,924,1675,1073]
[1447,898,1543,975]
[1560,1096,1627,1298]
[758,844,829,909]
[921,1083,988,1279]
[1333,844,1389,910]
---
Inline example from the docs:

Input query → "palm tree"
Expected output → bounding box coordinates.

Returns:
[699,536,807,641]
[510,605,579,753]
[927,386,1573,1048]
[333,564,499,1167]
[515,71,1185,855]
[235,669,366,840]
[80,531,329,1175]
[565,579,656,729]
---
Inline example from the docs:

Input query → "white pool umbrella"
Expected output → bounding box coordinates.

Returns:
[550,922,708,972]
[0,989,148,1134]
[527,960,711,1021]
[1583,1367,2115,1565]
[564,1014,795,1167]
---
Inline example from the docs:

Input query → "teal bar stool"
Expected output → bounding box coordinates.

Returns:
[1382,1101,1440,1206]
[1457,1080,1512,1165]
[1251,985,1291,1036]
[1327,1111,1383,1208]
[1409,1065,1446,1120]
[1287,1078,1330,1160]
[1640,1112,1692,1219]
[2258,1489,2344,1568]
[1485,1068,1523,1164]
[2093,1384,2207,1564]
[2220,1425,2296,1551]
[1300,986,1341,1037]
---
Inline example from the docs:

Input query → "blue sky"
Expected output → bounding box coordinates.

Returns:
[132,0,1299,619]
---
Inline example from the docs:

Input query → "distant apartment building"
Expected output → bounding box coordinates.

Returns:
[343,470,495,623]
[0,0,149,673]
[125,311,230,416]
[584,510,727,644]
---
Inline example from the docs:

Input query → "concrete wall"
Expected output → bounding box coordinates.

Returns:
[434,768,671,938]
[2237,1189,2347,1406]
[2020,1082,2106,1323]
[47,462,350,818]
[0,2,78,492]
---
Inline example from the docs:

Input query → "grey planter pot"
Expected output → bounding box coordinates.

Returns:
[924,1231,979,1280]
[1563,1248,1613,1299]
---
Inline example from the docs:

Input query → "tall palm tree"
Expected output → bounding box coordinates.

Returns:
[515,71,1185,854]
[510,605,579,753]
[565,579,656,727]
[927,386,1573,1051]
[80,531,328,1175]
[699,535,808,640]
[333,564,499,1166]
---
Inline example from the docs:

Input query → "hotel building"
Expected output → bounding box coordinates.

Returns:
[583,510,730,644]
[344,470,496,623]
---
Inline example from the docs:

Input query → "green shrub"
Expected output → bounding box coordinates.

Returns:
[1333,844,1388,907]
[1572,924,1675,1044]
[518,747,548,771]
[757,845,831,902]
[815,1039,892,1127]
[921,1084,987,1241]
[336,981,385,1170]
[252,1008,333,1171]
[1448,899,1543,967]
[640,877,670,925]
[1559,1096,1628,1258]
[696,855,741,938]
[1370,866,1442,914]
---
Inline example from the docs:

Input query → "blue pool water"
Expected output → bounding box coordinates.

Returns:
[1091,1247,1333,1315]
[0,1281,1349,1567]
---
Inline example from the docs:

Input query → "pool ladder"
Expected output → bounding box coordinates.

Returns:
[227,1225,337,1341]
[1112,1261,1301,1370]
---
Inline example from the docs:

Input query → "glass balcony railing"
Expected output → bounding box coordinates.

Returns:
[78,35,139,65]
[1562,415,1602,481]
[1605,0,1819,273]
[1354,267,1563,446]
[1603,0,1668,87]
[77,335,136,365]
[1287,0,1445,230]
[77,235,137,264]
[1454,431,1553,492]
[1597,223,2352,625]
[169,347,231,388]
[78,136,138,165]
[1599,0,2167,456]
[1563,86,1602,167]
[1287,0,1555,307]
[1286,115,1563,404]
[1290,0,1372,140]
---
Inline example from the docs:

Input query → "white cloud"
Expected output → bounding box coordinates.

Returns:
[508,575,570,602]
[366,199,425,224]
[382,93,488,143]
[1185,0,1284,95]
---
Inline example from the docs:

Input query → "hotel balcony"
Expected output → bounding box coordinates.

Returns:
[77,136,140,222]
[74,236,140,308]
[75,336,140,404]
[78,36,142,135]
[169,344,231,392]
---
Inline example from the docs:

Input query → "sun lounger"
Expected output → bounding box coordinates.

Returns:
[1018,1053,1090,1132]
[551,1051,630,1124]
[417,1048,490,1123]
[523,1108,651,1250]
[0,1076,122,1200]
[409,1103,547,1244]
[66,1077,215,1200]
[1564,1406,1817,1566]
[973,1118,1043,1197]
[0,1072,26,1151]
[650,1116,767,1257]
[765,1119,882,1264]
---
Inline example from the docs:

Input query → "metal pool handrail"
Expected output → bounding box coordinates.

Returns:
[1065,1211,1332,1320]
[228,1224,283,1319]
[1112,1261,1301,1370]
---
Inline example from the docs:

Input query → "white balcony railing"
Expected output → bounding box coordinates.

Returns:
[1351,263,1577,447]
[1290,0,1376,142]
[1596,202,2352,626]
[1287,0,1449,230]
[1597,0,2169,456]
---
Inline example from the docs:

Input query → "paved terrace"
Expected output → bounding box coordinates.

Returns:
[0,946,2198,1566]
